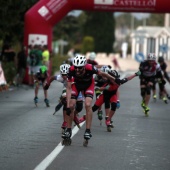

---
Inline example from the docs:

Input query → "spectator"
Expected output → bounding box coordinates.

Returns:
[1,44,16,85]
[15,46,27,86]
[28,44,42,87]
[112,56,121,71]
[42,45,50,68]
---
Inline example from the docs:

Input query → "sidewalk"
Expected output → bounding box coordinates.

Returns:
[95,53,170,72]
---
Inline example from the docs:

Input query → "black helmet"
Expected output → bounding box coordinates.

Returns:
[108,70,120,79]
[158,56,164,63]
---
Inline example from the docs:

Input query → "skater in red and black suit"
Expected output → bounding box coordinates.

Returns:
[92,69,141,131]
[62,54,115,145]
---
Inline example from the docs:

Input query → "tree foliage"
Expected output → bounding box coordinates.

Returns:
[83,11,115,53]
[81,36,94,54]
[0,0,38,44]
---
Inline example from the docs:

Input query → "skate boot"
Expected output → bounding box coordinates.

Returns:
[34,97,38,107]
[105,118,112,132]
[141,100,145,109]
[167,94,170,100]
[53,102,63,115]
[73,115,80,129]
[44,98,50,107]
[144,106,150,117]
[79,115,86,123]
[163,97,168,104]
[153,94,157,102]
[61,129,72,146]
[110,119,114,128]
[83,130,92,147]
[61,121,67,134]
[97,110,103,125]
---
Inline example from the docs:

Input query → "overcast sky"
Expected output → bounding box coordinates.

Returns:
[68,10,150,20]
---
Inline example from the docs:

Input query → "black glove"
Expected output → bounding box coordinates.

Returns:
[66,107,71,116]
[44,83,49,90]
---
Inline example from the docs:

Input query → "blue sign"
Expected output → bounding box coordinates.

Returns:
[159,44,168,53]
[135,52,145,63]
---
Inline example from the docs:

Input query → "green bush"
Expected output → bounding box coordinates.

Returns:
[81,36,94,54]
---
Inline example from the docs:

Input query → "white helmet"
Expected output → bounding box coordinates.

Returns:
[89,52,96,60]
[60,64,70,74]
[100,66,110,73]
[73,54,86,67]
[147,53,156,61]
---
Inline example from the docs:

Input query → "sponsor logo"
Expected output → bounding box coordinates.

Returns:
[38,6,49,17]
[94,0,114,5]
[94,0,156,7]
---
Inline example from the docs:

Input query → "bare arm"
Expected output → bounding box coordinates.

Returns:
[98,71,115,83]
[126,74,137,81]
[47,76,56,86]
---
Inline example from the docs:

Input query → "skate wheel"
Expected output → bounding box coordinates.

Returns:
[110,125,114,128]
[62,138,72,146]
[83,139,88,147]
[61,139,65,145]
[107,126,111,132]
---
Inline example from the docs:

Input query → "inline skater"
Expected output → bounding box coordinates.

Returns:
[44,64,85,131]
[63,54,115,146]
[94,65,111,124]
[92,70,140,131]
[139,53,164,116]
[33,65,50,107]
[158,56,170,100]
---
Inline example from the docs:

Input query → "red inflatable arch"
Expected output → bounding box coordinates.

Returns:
[24,0,170,82]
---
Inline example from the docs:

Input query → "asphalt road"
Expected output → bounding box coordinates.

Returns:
[0,71,170,170]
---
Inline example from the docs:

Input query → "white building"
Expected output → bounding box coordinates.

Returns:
[131,26,170,60]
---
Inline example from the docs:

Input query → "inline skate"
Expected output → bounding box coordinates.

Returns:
[97,110,103,125]
[53,102,63,115]
[34,97,38,107]
[105,118,112,132]
[44,98,50,107]
[153,94,157,102]
[143,106,150,117]
[73,115,81,129]
[83,130,92,147]
[61,121,67,134]
[163,97,168,104]
[61,129,72,146]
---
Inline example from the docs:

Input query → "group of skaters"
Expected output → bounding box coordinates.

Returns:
[139,53,170,116]
[35,52,141,146]
[34,51,169,146]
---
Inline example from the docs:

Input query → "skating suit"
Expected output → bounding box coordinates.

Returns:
[139,60,161,85]
[54,74,83,101]
[95,78,128,106]
[35,71,48,83]
[67,64,99,99]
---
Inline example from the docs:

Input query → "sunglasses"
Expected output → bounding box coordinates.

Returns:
[62,74,67,76]
[74,66,84,70]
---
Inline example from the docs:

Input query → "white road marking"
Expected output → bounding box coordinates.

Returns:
[34,121,85,170]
